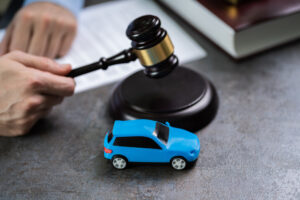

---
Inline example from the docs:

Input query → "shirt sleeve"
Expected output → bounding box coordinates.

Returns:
[23,0,84,17]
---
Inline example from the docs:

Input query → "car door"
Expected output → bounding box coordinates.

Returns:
[113,136,166,163]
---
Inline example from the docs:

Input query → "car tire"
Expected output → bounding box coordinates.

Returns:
[112,155,128,170]
[171,157,187,170]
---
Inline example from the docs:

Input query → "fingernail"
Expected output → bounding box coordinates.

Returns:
[60,64,72,69]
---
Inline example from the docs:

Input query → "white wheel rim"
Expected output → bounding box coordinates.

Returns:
[172,158,186,170]
[113,157,126,169]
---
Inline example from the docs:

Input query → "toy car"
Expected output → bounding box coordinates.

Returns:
[104,119,200,170]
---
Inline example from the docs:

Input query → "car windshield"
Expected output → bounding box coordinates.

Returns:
[153,122,169,144]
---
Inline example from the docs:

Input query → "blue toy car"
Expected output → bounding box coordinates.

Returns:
[104,119,200,170]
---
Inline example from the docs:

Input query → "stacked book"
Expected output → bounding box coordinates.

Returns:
[160,0,300,59]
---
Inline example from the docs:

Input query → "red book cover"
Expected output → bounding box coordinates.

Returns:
[197,0,300,31]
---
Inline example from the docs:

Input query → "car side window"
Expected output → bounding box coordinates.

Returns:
[113,136,161,149]
[107,131,113,143]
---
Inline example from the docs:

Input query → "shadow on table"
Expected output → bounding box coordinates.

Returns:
[94,154,197,181]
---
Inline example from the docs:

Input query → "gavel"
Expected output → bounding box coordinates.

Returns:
[67,15,178,79]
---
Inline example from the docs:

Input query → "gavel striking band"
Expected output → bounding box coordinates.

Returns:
[67,15,178,79]
[133,34,174,67]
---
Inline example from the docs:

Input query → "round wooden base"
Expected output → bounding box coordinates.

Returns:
[109,67,218,132]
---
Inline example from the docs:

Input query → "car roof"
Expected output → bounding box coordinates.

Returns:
[112,119,157,137]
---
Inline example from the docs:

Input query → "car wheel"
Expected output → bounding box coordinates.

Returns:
[112,156,127,170]
[171,157,187,170]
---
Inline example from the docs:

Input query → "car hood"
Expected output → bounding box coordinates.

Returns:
[166,127,200,152]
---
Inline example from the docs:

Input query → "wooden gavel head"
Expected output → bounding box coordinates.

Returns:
[126,15,179,78]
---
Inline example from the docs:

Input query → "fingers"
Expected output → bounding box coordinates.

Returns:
[9,14,32,52]
[27,70,75,97]
[46,31,64,59]
[25,11,77,58]
[7,93,65,119]
[6,50,72,75]
[31,18,76,58]
[27,108,51,124]
[4,51,75,96]
[2,93,55,137]
[0,23,14,55]
[28,16,51,56]
[0,3,78,58]
[37,72,75,96]
[0,2,78,59]
[10,108,51,137]
[58,28,76,57]
[22,95,64,114]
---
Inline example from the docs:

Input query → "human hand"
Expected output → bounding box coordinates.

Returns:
[0,51,75,137]
[0,2,77,59]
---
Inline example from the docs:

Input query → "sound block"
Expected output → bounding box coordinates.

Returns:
[109,67,218,132]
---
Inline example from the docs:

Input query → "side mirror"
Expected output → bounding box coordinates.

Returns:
[165,121,170,126]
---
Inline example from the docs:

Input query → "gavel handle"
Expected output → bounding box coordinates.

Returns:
[67,48,137,78]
